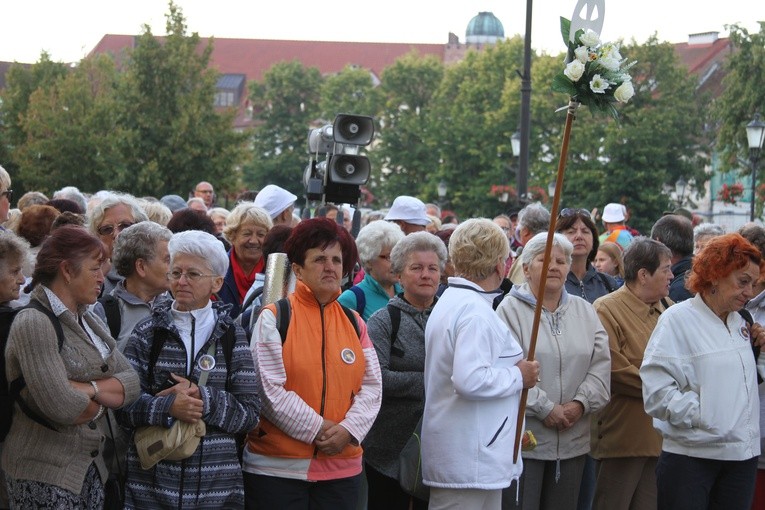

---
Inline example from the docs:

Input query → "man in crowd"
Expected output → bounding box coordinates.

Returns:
[599,202,634,250]
[253,184,297,227]
[507,202,550,284]
[193,181,215,209]
[384,195,429,234]
[651,213,694,302]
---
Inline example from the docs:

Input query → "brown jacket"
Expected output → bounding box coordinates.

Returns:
[591,285,670,458]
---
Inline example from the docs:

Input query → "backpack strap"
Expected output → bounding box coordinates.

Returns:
[597,272,615,294]
[349,286,366,316]
[738,308,762,384]
[147,327,170,391]
[98,294,121,340]
[221,324,237,392]
[387,304,404,358]
[275,298,360,345]
[9,299,66,432]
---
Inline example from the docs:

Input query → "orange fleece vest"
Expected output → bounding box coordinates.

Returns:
[248,285,365,460]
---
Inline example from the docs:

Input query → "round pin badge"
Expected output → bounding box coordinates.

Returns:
[341,348,356,365]
[740,326,750,340]
[198,354,216,371]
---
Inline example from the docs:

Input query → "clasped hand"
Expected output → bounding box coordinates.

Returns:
[314,418,352,456]
[157,374,203,423]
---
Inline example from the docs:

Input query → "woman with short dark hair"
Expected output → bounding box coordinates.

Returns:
[245,217,382,510]
[641,233,765,509]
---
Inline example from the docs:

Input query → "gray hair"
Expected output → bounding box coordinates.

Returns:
[87,192,149,235]
[623,237,672,282]
[390,231,447,274]
[694,222,725,243]
[168,230,229,277]
[521,232,573,267]
[518,202,550,235]
[651,214,693,257]
[141,200,173,226]
[0,229,31,274]
[53,186,87,215]
[112,222,173,277]
[355,220,405,270]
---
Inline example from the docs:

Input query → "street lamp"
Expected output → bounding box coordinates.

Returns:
[675,177,688,208]
[746,113,765,221]
[437,180,448,208]
[511,131,521,158]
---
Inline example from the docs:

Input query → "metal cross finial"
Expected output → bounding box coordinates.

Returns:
[569,0,605,43]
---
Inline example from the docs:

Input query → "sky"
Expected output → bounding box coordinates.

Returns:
[1,0,763,64]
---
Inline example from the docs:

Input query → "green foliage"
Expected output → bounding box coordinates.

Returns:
[243,61,322,201]
[115,2,246,197]
[319,66,382,122]
[713,22,765,174]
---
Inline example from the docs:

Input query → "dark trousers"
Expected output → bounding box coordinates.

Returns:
[656,451,758,510]
[243,472,361,510]
[365,462,427,510]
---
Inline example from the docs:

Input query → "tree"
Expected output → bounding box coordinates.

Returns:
[527,38,709,233]
[373,52,444,206]
[243,61,322,201]
[0,54,69,194]
[713,22,765,173]
[13,55,126,194]
[319,66,382,122]
[427,38,526,216]
[115,2,246,198]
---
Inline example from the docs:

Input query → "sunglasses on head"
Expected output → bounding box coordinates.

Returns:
[559,208,591,219]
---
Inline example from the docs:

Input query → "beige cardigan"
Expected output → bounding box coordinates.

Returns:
[1,286,140,494]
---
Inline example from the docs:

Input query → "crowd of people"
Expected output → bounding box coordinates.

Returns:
[1,162,765,510]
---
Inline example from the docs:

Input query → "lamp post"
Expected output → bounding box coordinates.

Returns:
[746,113,765,221]
[437,180,448,209]
[675,177,688,208]
[517,0,533,203]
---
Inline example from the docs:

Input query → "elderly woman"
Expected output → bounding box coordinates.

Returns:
[94,222,172,351]
[556,208,617,302]
[118,230,260,509]
[244,217,382,510]
[219,203,273,318]
[364,231,447,510]
[89,193,149,296]
[422,219,539,510]
[496,232,610,510]
[641,233,765,510]
[339,220,405,320]
[2,226,140,509]
[693,222,725,254]
[208,207,230,235]
[590,238,673,509]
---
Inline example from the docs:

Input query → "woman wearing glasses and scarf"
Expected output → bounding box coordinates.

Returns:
[119,230,260,509]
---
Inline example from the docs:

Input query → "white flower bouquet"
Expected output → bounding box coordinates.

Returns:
[552,17,636,118]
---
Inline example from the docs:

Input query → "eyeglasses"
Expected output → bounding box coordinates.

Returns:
[97,221,135,237]
[167,270,217,282]
[195,189,214,194]
[559,208,591,219]
[0,189,13,201]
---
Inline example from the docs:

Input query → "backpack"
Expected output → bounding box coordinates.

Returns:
[272,297,360,344]
[98,294,121,340]
[145,323,238,394]
[348,286,366,316]
[0,300,66,441]
[235,286,265,339]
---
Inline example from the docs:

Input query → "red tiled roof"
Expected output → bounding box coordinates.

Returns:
[90,34,445,81]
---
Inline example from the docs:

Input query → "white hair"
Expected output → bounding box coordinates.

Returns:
[168,230,229,277]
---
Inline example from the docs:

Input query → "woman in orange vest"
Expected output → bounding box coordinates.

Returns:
[244,217,383,509]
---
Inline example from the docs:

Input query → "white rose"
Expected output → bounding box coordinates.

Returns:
[614,80,635,103]
[564,60,586,82]
[600,43,622,61]
[574,46,589,63]
[600,56,621,72]
[589,74,610,94]
[580,29,601,48]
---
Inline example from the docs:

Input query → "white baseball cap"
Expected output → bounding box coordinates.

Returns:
[254,184,297,219]
[384,196,429,226]
[602,203,625,223]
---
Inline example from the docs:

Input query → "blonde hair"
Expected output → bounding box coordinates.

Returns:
[598,241,625,278]
[222,202,273,243]
[449,218,509,281]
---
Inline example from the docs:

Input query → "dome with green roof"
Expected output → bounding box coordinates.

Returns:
[466,11,505,44]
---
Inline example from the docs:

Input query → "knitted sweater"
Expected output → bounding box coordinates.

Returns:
[118,299,260,509]
[363,295,434,478]
[1,286,140,494]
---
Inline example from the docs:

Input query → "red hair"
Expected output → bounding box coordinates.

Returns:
[285,217,358,277]
[27,225,107,291]
[687,233,765,294]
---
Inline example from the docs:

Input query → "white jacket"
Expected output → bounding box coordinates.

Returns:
[422,277,525,490]
[641,294,761,461]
